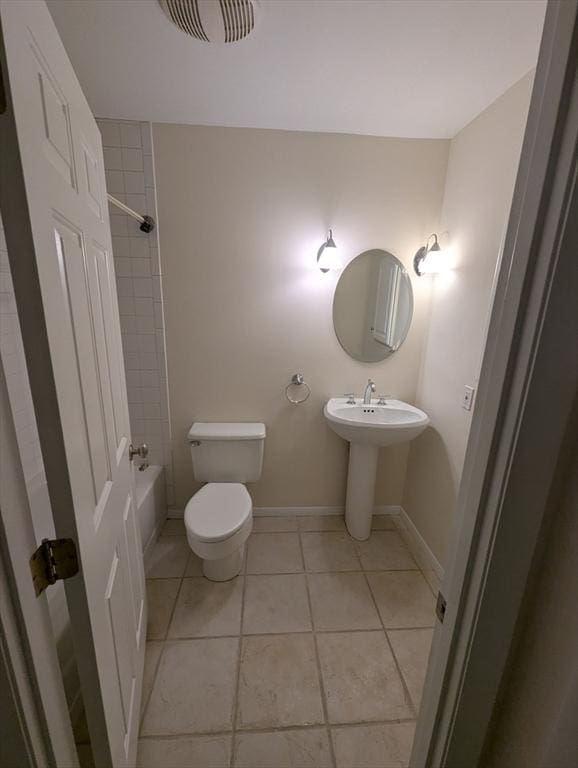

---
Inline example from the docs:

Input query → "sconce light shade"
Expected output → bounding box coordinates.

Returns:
[413,233,447,276]
[317,229,342,272]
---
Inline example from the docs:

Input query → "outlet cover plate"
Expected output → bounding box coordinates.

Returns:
[462,385,475,411]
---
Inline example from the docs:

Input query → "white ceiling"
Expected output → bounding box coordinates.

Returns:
[47,0,546,139]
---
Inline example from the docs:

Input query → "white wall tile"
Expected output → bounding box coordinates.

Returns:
[97,118,173,499]
[105,169,124,194]
[134,297,154,316]
[124,171,145,194]
[116,277,134,297]
[136,316,155,334]
[140,352,158,370]
[125,193,146,212]
[111,236,131,259]
[140,370,160,388]
[99,120,121,147]
[129,237,149,259]
[121,147,143,172]
[118,296,135,315]
[133,278,153,297]
[103,147,123,169]
[140,122,153,155]
[115,258,132,278]
[131,259,151,278]
[120,122,142,148]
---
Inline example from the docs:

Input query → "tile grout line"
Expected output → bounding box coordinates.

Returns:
[140,558,187,731]
[229,549,250,768]
[297,528,338,768]
[362,566,418,719]
[138,715,418,741]
[162,624,436,642]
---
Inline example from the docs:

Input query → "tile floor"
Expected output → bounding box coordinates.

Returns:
[139,515,436,768]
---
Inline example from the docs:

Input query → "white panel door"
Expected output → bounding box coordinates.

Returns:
[0,1,146,765]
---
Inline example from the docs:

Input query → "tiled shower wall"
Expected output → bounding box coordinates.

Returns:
[96,118,174,507]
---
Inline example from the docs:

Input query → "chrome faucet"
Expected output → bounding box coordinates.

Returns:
[363,379,376,405]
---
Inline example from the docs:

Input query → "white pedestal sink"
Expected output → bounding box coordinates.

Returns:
[324,398,429,540]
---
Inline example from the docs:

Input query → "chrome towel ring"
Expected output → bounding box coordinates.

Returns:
[285,373,311,405]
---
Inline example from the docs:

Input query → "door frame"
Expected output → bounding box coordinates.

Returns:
[412,0,578,764]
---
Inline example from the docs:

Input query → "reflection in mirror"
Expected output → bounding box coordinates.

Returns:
[333,249,413,363]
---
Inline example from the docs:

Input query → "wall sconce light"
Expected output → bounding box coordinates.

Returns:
[413,233,447,276]
[317,229,343,273]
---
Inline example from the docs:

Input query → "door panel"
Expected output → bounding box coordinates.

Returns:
[0,1,146,765]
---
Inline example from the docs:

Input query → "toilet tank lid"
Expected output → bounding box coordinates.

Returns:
[188,422,266,442]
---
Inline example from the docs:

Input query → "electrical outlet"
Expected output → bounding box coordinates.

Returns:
[462,385,475,411]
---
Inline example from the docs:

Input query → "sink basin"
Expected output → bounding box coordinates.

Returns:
[323,397,429,540]
[324,398,429,447]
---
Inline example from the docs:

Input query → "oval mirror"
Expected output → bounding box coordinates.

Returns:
[333,249,413,363]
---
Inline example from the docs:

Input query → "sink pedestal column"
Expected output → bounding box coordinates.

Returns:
[345,443,378,541]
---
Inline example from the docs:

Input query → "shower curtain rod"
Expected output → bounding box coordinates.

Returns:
[107,193,155,233]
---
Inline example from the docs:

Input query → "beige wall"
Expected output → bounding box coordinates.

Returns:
[153,125,448,509]
[403,73,534,565]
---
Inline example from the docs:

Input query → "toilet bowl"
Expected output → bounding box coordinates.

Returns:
[184,421,266,581]
[185,483,253,581]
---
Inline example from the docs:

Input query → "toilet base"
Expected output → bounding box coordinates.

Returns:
[202,545,244,581]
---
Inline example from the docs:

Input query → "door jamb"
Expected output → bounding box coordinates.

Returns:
[412,1,578,764]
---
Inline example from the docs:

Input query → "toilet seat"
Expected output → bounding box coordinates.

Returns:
[185,483,252,543]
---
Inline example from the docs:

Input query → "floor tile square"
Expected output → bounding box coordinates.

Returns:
[252,515,297,532]
[168,577,243,638]
[185,550,203,577]
[317,631,412,723]
[146,579,180,639]
[367,571,436,628]
[237,634,324,729]
[243,574,311,634]
[141,641,163,717]
[356,531,417,571]
[246,532,303,574]
[371,514,398,530]
[331,723,415,768]
[308,573,381,631]
[141,638,238,735]
[160,518,185,536]
[298,515,346,531]
[137,735,231,767]
[234,728,332,767]
[302,532,360,572]
[146,537,190,578]
[388,629,434,711]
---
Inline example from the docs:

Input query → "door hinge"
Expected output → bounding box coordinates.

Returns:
[30,538,79,597]
[436,591,447,623]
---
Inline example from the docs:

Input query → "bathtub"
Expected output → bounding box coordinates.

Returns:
[134,464,166,564]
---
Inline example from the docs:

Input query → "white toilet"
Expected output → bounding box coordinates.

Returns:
[184,422,266,581]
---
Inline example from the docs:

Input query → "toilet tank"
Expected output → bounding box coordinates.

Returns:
[188,422,266,482]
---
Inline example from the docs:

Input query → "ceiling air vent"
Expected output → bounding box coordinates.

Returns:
[158,0,259,43]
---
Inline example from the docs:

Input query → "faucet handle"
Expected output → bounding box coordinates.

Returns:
[344,393,356,404]
[368,379,376,391]
[377,394,388,405]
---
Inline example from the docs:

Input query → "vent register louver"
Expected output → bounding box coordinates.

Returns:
[158,0,259,43]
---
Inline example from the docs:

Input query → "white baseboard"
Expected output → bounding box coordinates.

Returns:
[168,504,401,518]
[395,506,444,582]
[255,504,401,517]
